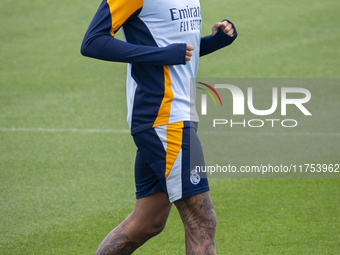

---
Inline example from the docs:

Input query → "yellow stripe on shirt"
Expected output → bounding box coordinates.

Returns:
[153,66,174,127]
[106,0,143,36]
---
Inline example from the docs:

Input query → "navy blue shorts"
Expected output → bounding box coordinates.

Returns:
[132,121,209,203]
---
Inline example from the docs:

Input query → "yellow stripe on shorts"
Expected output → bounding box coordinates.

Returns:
[165,122,184,179]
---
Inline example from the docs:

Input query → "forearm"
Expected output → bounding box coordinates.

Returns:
[81,34,187,65]
[200,20,238,57]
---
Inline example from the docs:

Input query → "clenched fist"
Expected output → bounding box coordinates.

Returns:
[211,20,235,37]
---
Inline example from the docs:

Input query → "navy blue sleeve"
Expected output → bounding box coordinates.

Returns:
[200,20,238,57]
[80,2,186,65]
[81,35,187,65]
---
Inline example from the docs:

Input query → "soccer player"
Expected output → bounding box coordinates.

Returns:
[81,0,237,254]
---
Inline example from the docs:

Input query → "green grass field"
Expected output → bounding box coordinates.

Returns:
[1,0,339,254]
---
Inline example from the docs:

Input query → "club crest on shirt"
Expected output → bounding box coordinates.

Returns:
[190,169,201,185]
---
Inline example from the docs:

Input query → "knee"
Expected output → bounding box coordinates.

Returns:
[148,217,167,237]
[140,211,168,238]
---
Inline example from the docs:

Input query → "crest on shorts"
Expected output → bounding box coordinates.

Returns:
[190,169,201,185]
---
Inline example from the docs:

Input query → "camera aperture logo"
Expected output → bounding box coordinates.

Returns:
[196,82,312,128]
[196,82,223,111]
